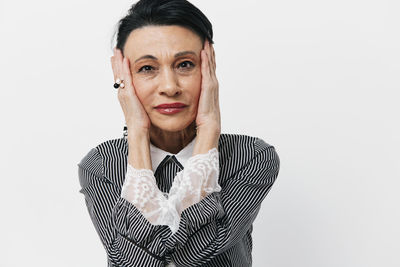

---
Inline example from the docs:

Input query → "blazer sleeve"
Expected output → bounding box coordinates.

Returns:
[77,147,170,267]
[165,138,280,266]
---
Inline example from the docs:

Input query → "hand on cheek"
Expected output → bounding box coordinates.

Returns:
[195,39,221,134]
[111,48,151,135]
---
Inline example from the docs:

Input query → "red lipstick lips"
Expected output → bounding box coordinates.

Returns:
[155,102,187,108]
[155,102,188,115]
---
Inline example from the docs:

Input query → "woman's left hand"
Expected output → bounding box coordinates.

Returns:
[195,39,221,135]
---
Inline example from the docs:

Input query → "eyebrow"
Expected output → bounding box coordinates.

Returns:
[134,51,197,63]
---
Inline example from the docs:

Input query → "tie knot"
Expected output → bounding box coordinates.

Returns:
[154,155,183,193]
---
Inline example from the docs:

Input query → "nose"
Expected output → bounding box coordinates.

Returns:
[158,68,181,96]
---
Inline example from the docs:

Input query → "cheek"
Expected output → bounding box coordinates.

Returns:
[181,71,202,99]
[131,77,154,110]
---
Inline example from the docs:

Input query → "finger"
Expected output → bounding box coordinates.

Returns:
[111,48,118,81]
[111,55,118,82]
[121,57,135,94]
[211,43,216,70]
[206,40,215,77]
[115,48,123,82]
[111,48,123,83]
[201,49,211,85]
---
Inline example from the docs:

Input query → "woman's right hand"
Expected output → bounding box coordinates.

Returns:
[111,48,151,134]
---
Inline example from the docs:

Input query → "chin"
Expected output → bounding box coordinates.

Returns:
[159,125,186,133]
[150,117,196,133]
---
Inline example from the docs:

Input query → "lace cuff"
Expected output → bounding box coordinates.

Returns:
[169,147,221,214]
[121,147,221,234]
[121,166,181,233]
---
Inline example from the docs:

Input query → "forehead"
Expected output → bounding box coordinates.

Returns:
[123,25,203,58]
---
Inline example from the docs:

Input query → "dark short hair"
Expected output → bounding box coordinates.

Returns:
[111,0,214,55]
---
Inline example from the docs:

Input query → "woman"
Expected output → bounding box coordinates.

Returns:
[77,0,280,266]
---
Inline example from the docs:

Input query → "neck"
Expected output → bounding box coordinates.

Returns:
[149,120,197,154]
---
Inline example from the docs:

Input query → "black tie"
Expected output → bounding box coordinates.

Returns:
[154,155,184,194]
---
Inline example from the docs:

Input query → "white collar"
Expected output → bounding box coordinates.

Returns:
[149,136,197,173]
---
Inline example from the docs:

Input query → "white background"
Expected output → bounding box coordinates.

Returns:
[1,0,399,266]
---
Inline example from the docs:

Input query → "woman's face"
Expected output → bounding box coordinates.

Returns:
[123,25,203,133]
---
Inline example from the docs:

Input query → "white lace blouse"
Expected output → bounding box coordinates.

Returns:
[120,136,221,234]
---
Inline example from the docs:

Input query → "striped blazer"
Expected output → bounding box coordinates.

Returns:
[78,133,280,266]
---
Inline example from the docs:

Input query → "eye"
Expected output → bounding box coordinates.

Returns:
[177,61,195,70]
[137,65,154,73]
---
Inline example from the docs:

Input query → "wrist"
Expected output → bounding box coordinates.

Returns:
[127,127,150,142]
[193,129,220,156]
[127,130,152,170]
[196,122,220,136]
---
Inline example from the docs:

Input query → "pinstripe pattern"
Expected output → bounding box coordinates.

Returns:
[155,155,183,193]
[78,133,280,266]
